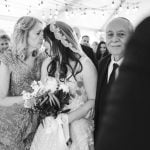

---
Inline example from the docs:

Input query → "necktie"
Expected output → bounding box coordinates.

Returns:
[108,63,119,86]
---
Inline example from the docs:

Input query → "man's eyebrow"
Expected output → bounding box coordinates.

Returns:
[117,30,126,32]
[106,30,126,33]
[106,31,113,33]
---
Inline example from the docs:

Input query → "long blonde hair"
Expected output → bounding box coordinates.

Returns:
[12,16,42,60]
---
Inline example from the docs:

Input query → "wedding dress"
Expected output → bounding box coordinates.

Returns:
[30,61,94,150]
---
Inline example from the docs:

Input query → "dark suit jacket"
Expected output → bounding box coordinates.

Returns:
[80,44,98,69]
[95,62,136,150]
[94,54,111,143]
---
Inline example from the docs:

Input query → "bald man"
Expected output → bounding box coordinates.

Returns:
[94,17,134,147]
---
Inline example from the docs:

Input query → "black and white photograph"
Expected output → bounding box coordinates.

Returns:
[0,0,149,149]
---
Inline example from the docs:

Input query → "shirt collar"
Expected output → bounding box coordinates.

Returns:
[111,55,124,66]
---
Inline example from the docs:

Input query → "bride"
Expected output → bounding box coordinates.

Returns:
[30,21,97,150]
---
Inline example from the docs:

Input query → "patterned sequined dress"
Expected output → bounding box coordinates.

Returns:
[0,50,44,150]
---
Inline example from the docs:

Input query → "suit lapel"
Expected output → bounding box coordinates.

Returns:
[97,55,111,95]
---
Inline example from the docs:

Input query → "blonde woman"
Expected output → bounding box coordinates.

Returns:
[0,16,44,150]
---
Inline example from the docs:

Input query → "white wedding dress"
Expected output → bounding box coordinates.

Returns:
[30,67,94,150]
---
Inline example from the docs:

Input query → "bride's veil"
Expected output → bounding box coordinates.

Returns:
[48,21,85,56]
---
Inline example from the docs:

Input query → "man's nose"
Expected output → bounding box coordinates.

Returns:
[112,34,119,42]
[3,46,8,50]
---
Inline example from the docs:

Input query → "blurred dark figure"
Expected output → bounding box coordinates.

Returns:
[95,16,150,150]
[91,41,98,54]
[96,41,109,62]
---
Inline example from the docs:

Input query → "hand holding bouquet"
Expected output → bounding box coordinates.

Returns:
[22,77,70,121]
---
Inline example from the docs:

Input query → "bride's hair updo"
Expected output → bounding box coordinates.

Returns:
[12,16,42,60]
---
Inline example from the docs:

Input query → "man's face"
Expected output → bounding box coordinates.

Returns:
[0,39,10,53]
[81,36,90,46]
[106,18,131,59]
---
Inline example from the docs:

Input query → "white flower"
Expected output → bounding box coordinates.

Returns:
[45,77,58,93]
[22,90,35,108]
[59,83,69,93]
[30,80,45,96]
[38,81,45,90]
[24,99,33,108]
[24,97,36,108]
[31,81,39,91]
[22,91,33,100]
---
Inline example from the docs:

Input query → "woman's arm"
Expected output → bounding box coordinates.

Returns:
[0,61,23,106]
[68,99,95,123]
[68,58,98,123]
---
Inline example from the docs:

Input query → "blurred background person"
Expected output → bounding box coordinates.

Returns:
[96,41,109,62]
[73,26,81,41]
[95,16,150,150]
[0,33,11,53]
[80,35,90,47]
[0,29,7,35]
[91,41,98,54]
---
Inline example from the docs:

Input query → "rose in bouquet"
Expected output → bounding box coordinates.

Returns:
[22,77,70,121]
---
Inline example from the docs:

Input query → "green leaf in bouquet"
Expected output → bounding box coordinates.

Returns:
[51,94,60,108]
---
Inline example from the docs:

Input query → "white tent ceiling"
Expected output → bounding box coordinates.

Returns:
[0,0,150,42]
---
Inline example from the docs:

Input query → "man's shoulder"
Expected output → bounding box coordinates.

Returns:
[80,44,93,51]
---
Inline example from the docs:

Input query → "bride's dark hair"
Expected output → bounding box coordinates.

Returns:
[43,21,83,81]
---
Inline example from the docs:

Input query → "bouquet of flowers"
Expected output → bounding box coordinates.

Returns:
[22,77,70,121]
